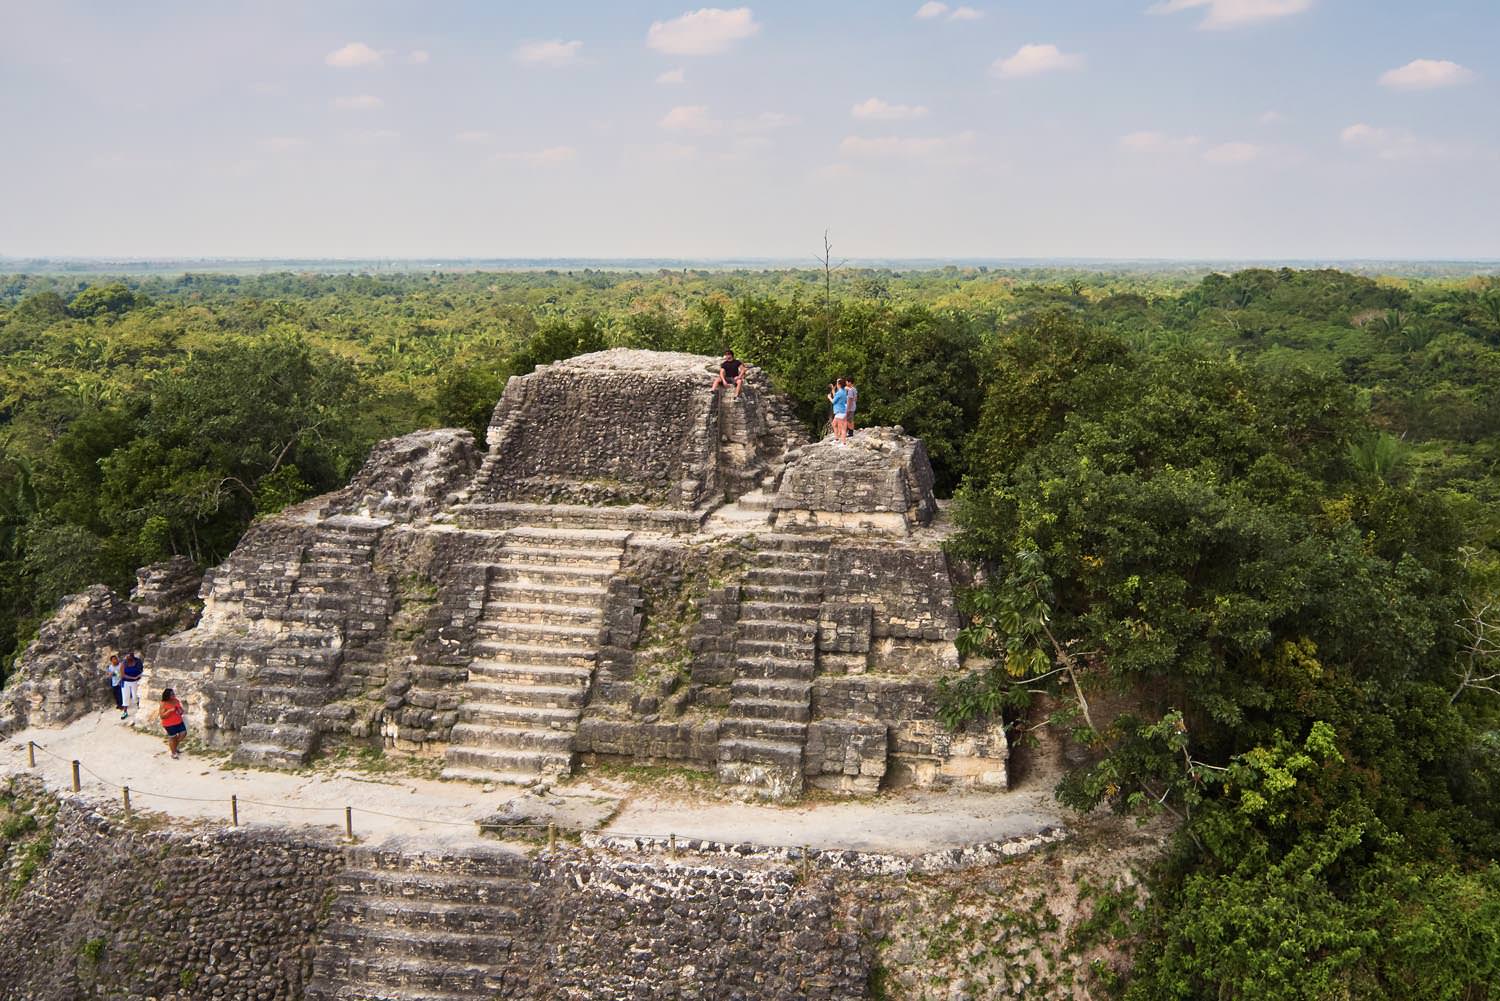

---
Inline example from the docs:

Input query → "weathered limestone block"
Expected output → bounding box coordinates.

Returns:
[805,719,888,793]
[772,427,938,534]
[474,349,806,509]
[327,428,480,521]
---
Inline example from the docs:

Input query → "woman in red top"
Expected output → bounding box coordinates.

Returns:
[156,688,187,759]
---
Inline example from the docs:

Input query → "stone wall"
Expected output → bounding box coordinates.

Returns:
[474,349,805,509]
[774,429,938,535]
[0,777,345,1001]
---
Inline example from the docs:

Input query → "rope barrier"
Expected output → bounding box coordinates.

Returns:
[11,737,675,842]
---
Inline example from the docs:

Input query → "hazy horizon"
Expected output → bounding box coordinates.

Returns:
[3,1,1496,260]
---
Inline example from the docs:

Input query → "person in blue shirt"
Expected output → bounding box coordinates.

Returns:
[828,379,850,444]
[119,652,144,720]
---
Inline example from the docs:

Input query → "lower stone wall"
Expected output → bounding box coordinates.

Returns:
[0,779,1154,1001]
[0,778,345,1001]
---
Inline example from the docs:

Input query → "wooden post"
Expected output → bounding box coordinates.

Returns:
[547,823,557,851]
[231,795,239,827]
[345,806,354,840]
[669,833,677,858]
[122,787,132,819]
[71,760,81,792]
[27,741,35,768]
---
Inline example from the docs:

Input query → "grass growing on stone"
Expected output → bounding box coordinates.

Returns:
[314,739,445,782]
[630,539,747,706]
[0,777,59,898]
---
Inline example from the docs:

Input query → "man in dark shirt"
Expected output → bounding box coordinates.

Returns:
[710,350,745,399]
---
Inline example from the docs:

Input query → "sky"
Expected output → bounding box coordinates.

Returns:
[1,0,1496,260]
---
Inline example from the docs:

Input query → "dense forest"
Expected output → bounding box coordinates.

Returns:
[2,265,1498,997]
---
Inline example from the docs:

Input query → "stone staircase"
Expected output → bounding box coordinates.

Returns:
[232,516,388,768]
[306,848,534,1001]
[441,527,628,785]
[717,535,830,798]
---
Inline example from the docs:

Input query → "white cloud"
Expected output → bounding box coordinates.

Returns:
[455,130,492,144]
[515,39,583,67]
[949,6,984,20]
[813,162,855,180]
[1119,130,1200,153]
[346,129,400,142]
[852,97,930,121]
[325,42,384,68]
[915,2,948,17]
[659,105,716,132]
[656,67,686,84]
[1379,58,1474,91]
[260,136,304,153]
[1258,110,1284,125]
[992,44,1084,79]
[407,50,430,65]
[647,8,760,55]
[749,111,796,130]
[331,94,383,111]
[1148,0,1312,30]
[1202,141,1260,164]
[840,130,976,159]
[1340,123,1450,161]
[492,146,578,166]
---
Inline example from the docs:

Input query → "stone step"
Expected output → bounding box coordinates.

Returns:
[458,502,705,534]
[247,684,331,709]
[319,922,511,965]
[442,745,573,779]
[733,490,773,512]
[473,620,600,645]
[457,701,580,729]
[756,533,833,553]
[230,739,312,769]
[508,526,632,548]
[334,871,519,904]
[482,600,602,624]
[486,581,606,606]
[741,584,824,604]
[466,661,593,687]
[449,723,575,752]
[737,618,818,642]
[309,987,477,1001]
[244,703,317,727]
[494,544,623,568]
[333,955,508,995]
[735,656,816,681]
[736,638,815,660]
[461,681,587,709]
[721,716,808,742]
[253,665,337,688]
[471,640,596,667]
[290,577,355,595]
[331,897,521,934]
[744,568,824,589]
[488,563,617,588]
[344,849,531,879]
[727,697,811,723]
[739,600,821,619]
[718,735,803,763]
[731,677,813,702]
[752,550,828,572]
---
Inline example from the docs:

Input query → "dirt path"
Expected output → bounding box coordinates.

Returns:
[3,711,1067,854]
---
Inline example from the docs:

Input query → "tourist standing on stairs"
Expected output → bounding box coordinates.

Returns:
[710,350,745,399]
[105,653,124,711]
[828,379,849,444]
[119,651,144,720]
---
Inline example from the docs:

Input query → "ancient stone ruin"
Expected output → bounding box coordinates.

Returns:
[141,350,1004,798]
